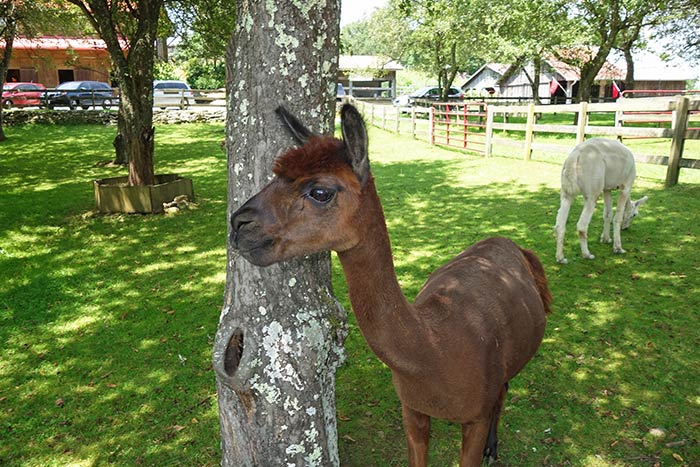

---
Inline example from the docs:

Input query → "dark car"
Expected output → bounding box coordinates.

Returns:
[45,81,118,110]
[2,82,46,109]
[393,86,464,106]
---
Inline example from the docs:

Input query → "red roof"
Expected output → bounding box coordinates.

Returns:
[11,36,109,52]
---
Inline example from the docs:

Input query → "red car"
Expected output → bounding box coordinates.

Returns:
[2,82,46,109]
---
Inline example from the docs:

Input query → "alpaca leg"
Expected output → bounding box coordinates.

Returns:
[577,197,598,259]
[613,190,630,254]
[600,190,613,244]
[459,420,491,467]
[401,404,431,467]
[555,194,573,264]
[483,383,509,464]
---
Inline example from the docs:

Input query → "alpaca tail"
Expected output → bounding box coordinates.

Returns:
[520,248,553,315]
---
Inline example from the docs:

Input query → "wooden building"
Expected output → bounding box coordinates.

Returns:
[4,36,112,87]
[337,55,403,99]
[462,50,694,102]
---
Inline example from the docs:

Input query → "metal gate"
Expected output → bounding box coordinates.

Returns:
[430,101,487,154]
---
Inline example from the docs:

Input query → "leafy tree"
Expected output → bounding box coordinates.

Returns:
[397,0,482,100]
[168,0,235,62]
[551,0,678,102]
[656,0,700,64]
[340,3,409,59]
[68,0,163,185]
[166,0,234,89]
[341,0,483,100]
[475,0,577,103]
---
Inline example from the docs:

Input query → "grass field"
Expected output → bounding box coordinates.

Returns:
[1,121,699,466]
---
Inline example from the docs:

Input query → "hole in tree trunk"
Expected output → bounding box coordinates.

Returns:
[224,328,244,377]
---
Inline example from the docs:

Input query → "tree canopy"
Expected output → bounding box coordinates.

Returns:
[341,0,697,101]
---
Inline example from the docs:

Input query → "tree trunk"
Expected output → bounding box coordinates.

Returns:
[0,13,16,143]
[214,1,347,467]
[623,47,635,92]
[70,0,162,186]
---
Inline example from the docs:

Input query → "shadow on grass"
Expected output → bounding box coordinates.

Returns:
[1,124,698,466]
[1,123,227,467]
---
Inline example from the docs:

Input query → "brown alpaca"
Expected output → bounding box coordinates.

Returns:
[231,104,552,467]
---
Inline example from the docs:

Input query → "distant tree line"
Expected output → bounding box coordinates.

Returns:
[341,0,699,102]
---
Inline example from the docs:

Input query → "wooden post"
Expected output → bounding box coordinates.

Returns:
[524,103,535,160]
[666,96,689,188]
[429,106,435,145]
[381,104,386,130]
[463,104,468,149]
[485,104,494,158]
[445,104,451,146]
[576,101,588,143]
[615,108,624,142]
[395,106,400,133]
[411,107,417,139]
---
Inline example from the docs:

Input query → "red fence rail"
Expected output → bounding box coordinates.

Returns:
[430,102,488,154]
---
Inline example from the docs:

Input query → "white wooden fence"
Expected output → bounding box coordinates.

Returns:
[356,96,700,188]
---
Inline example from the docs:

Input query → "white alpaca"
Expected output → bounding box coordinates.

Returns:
[555,138,648,264]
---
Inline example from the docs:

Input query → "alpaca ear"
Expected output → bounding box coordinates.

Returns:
[275,106,314,145]
[635,195,649,207]
[341,104,370,186]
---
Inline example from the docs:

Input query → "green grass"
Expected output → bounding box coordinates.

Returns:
[1,122,699,467]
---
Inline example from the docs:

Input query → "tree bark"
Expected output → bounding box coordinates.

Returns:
[69,0,162,186]
[0,7,17,143]
[214,2,347,466]
[623,47,635,92]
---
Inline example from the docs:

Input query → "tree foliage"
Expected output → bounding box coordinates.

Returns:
[342,0,693,102]
[656,0,700,64]
[342,0,482,100]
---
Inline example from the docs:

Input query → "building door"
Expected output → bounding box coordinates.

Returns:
[6,69,20,82]
[58,69,75,83]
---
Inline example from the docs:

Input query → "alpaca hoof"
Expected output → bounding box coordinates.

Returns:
[614,247,626,254]
[600,236,612,244]
[557,257,568,264]
[483,448,497,465]
[583,253,595,260]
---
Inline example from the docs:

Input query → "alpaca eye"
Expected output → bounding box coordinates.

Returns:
[308,187,336,204]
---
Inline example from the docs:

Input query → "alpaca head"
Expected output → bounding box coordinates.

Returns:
[231,104,370,266]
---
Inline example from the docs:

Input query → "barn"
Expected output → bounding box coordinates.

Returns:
[337,55,403,99]
[4,36,113,88]
[462,50,694,103]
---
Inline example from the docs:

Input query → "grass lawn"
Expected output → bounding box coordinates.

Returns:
[1,121,699,467]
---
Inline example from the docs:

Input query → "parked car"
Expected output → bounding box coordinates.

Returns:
[2,82,46,109]
[392,86,464,107]
[45,81,117,110]
[153,80,193,109]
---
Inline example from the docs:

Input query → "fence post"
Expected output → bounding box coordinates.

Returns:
[576,101,588,143]
[485,104,494,158]
[524,103,535,160]
[381,105,386,130]
[429,106,435,145]
[411,107,417,139]
[666,96,689,188]
[395,107,400,133]
[463,104,468,149]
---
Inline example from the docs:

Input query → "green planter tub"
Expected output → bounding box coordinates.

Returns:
[94,174,194,214]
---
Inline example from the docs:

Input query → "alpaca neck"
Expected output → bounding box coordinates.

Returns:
[337,179,417,370]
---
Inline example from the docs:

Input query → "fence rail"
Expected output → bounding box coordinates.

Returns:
[357,96,700,188]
